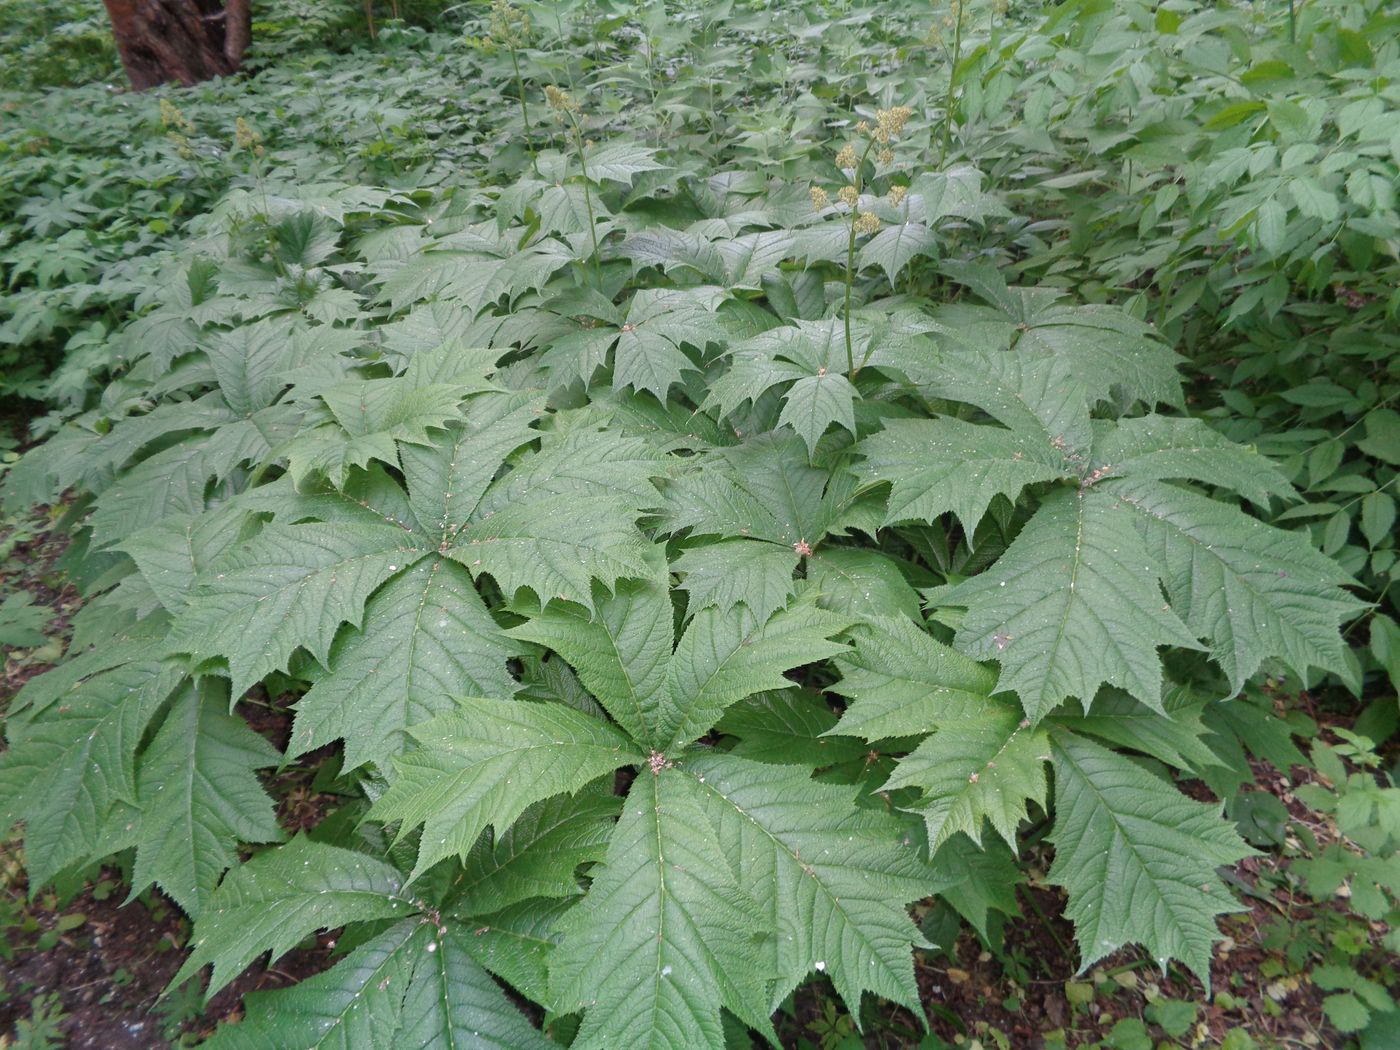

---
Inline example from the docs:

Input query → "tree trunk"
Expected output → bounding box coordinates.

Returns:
[103,0,252,90]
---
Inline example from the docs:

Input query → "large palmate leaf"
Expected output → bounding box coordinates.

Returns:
[175,837,416,998]
[130,683,282,916]
[448,494,653,611]
[661,432,852,547]
[205,922,553,1050]
[883,704,1049,851]
[121,508,251,614]
[944,489,1201,719]
[858,221,939,285]
[399,393,541,543]
[1048,732,1254,982]
[514,568,846,752]
[829,616,998,741]
[674,539,798,622]
[684,752,936,1015]
[368,697,640,882]
[289,558,522,771]
[705,321,858,453]
[659,601,849,749]
[1090,416,1295,507]
[549,768,776,1050]
[508,569,675,746]
[939,266,1184,409]
[860,416,1071,534]
[778,371,858,456]
[451,785,621,916]
[1107,479,1363,692]
[805,548,923,623]
[0,660,184,888]
[288,378,473,485]
[716,690,866,767]
[173,522,425,698]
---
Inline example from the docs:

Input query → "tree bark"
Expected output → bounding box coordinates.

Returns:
[103,0,252,90]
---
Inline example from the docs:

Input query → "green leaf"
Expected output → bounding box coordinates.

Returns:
[1289,176,1339,223]
[684,751,937,1015]
[922,348,1093,454]
[290,379,471,485]
[1358,408,1400,465]
[829,616,998,741]
[716,690,866,767]
[778,371,858,455]
[204,920,552,1049]
[399,393,541,544]
[931,835,1024,940]
[508,567,674,746]
[289,559,522,772]
[452,785,621,916]
[121,509,250,614]
[884,704,1049,850]
[1255,200,1287,255]
[1051,687,1223,773]
[674,539,798,622]
[945,489,1200,720]
[581,141,666,185]
[1322,992,1371,1034]
[858,221,939,285]
[550,767,776,1050]
[1048,731,1253,982]
[661,433,848,547]
[471,426,665,519]
[87,439,225,550]
[131,683,282,917]
[0,593,47,648]
[1090,416,1295,507]
[449,495,653,611]
[0,661,184,888]
[205,319,300,416]
[805,548,922,623]
[705,321,847,421]
[173,522,424,698]
[661,601,850,749]
[860,417,1069,533]
[174,837,415,999]
[459,898,570,1006]
[369,697,640,882]
[1361,492,1395,548]
[1107,478,1363,692]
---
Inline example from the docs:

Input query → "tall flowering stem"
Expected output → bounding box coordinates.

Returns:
[486,0,537,175]
[942,0,965,161]
[547,86,603,290]
[842,139,878,380]
[830,106,911,380]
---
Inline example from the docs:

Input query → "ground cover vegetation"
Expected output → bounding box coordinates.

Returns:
[0,0,1398,1046]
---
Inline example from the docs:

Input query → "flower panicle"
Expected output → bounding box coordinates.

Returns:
[159,98,194,135]
[875,105,913,141]
[545,84,582,115]
[234,117,264,156]
[486,0,531,49]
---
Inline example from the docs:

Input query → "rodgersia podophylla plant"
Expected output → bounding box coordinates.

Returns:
[810,104,914,376]
[0,4,1374,1045]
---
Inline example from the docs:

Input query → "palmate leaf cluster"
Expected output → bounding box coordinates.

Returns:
[0,2,1375,1047]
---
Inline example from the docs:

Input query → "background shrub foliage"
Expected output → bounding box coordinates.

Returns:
[1,0,1398,1046]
